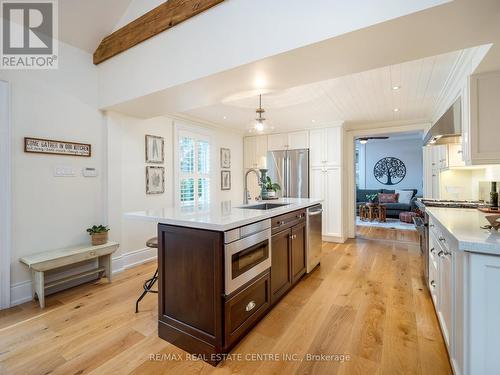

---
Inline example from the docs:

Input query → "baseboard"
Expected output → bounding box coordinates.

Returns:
[112,247,157,275]
[7,247,157,308]
[10,280,32,306]
[322,234,346,243]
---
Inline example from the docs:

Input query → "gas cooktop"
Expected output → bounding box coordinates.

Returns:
[420,199,490,209]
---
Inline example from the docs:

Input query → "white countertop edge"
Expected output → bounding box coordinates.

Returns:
[125,198,324,232]
[426,207,500,254]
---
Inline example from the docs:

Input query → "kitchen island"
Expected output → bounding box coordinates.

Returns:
[423,206,500,375]
[126,198,323,365]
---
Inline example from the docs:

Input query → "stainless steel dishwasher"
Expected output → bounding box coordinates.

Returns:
[306,204,323,273]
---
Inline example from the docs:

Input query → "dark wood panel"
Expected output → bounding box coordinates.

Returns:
[271,209,306,235]
[270,228,292,304]
[224,271,270,349]
[291,221,307,284]
[158,224,223,358]
[93,0,225,64]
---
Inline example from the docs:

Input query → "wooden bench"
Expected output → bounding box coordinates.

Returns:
[20,242,119,308]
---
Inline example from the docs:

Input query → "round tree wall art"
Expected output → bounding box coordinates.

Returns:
[373,157,406,185]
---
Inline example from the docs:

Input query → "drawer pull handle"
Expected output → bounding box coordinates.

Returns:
[430,280,436,288]
[439,237,446,242]
[278,220,285,226]
[89,251,96,256]
[430,247,436,254]
[245,300,256,312]
[438,250,445,258]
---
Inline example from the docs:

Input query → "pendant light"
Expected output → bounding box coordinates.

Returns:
[254,94,266,132]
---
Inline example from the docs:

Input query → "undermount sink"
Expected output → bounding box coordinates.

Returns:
[239,203,290,210]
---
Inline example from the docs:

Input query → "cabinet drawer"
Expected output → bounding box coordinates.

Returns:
[224,271,270,348]
[271,209,306,234]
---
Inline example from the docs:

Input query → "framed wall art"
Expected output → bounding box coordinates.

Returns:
[221,170,231,190]
[24,137,91,157]
[220,148,231,169]
[145,135,164,163]
[146,166,165,194]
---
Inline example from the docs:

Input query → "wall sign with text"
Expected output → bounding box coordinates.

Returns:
[24,137,91,157]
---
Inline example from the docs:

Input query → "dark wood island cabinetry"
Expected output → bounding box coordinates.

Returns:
[157,207,310,365]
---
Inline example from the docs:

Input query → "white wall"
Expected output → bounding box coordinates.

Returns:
[358,138,423,195]
[0,43,104,305]
[106,112,243,269]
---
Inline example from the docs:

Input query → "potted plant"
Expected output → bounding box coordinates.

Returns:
[86,225,110,246]
[263,176,281,199]
[365,193,378,206]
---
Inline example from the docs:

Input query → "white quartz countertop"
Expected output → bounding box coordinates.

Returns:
[125,198,323,232]
[426,207,500,254]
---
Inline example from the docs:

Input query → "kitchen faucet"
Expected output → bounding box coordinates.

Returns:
[243,168,262,204]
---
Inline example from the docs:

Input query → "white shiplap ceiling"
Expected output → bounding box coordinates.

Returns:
[182,49,464,132]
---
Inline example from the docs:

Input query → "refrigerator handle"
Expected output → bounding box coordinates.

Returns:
[286,155,291,197]
[281,156,286,198]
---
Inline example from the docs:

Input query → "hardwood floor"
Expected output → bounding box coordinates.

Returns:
[0,230,451,374]
[356,225,420,243]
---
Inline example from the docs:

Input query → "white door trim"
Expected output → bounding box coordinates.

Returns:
[0,80,12,309]
[344,122,430,239]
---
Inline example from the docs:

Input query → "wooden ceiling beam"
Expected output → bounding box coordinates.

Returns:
[93,0,224,65]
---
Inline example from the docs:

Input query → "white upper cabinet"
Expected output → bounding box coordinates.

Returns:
[244,135,268,169]
[464,71,500,165]
[267,131,309,151]
[309,127,342,167]
[287,131,309,150]
[448,143,465,168]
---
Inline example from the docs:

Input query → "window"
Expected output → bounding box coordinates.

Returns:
[178,131,211,207]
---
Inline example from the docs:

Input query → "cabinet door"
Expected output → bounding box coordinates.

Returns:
[448,143,465,168]
[288,131,309,150]
[268,133,288,151]
[309,129,325,166]
[438,251,452,349]
[255,135,268,168]
[431,170,440,199]
[244,137,257,169]
[310,167,326,234]
[270,229,292,304]
[436,145,448,170]
[469,71,500,164]
[469,253,500,374]
[291,222,306,284]
[325,167,342,237]
[325,127,341,166]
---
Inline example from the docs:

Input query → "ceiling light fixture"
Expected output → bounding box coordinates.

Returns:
[311,119,316,123]
[254,94,266,132]
[393,108,400,112]
[392,85,401,90]
[359,136,389,145]
[223,116,227,120]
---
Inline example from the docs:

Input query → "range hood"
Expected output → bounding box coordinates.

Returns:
[424,98,462,146]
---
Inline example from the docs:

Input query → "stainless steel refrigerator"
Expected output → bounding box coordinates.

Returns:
[267,149,309,198]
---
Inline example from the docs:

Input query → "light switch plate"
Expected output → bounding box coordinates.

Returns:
[54,166,76,177]
[82,167,98,177]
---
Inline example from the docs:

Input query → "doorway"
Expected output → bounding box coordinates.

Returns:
[345,125,428,242]
[0,80,11,309]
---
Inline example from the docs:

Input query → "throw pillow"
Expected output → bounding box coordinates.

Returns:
[396,190,414,205]
[378,193,399,203]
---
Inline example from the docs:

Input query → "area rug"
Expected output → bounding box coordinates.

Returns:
[356,216,417,231]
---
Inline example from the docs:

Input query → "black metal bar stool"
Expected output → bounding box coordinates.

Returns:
[135,237,158,313]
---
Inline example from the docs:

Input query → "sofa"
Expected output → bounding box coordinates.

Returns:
[356,188,419,219]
